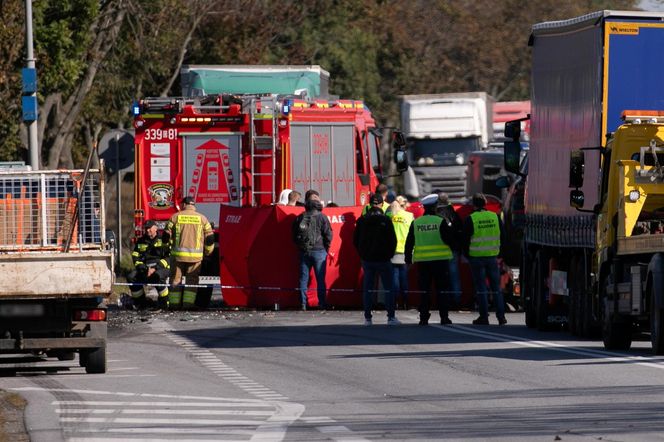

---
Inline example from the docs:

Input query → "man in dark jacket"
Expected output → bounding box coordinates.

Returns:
[354,193,399,325]
[292,197,333,310]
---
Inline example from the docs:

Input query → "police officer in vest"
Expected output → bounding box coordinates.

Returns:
[464,193,507,325]
[127,220,170,309]
[404,193,455,325]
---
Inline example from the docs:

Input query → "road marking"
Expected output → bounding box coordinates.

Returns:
[53,400,273,408]
[432,322,664,370]
[57,408,273,416]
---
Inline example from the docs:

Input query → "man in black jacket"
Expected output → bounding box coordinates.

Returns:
[354,193,399,325]
[292,197,333,310]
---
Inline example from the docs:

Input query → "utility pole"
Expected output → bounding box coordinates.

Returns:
[23,0,39,170]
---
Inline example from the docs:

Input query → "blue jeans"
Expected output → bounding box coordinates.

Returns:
[299,249,327,307]
[417,260,451,320]
[448,252,461,306]
[469,256,504,319]
[362,261,394,319]
[392,263,408,306]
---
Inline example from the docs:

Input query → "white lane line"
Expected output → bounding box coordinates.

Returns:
[15,387,269,402]
[434,323,664,370]
[71,427,255,435]
[53,400,273,408]
[58,408,273,416]
[67,438,243,442]
[60,417,265,425]
[106,367,139,371]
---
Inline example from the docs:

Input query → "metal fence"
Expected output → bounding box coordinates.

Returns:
[0,169,104,250]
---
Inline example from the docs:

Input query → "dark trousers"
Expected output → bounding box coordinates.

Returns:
[361,260,395,320]
[299,249,328,307]
[417,260,451,320]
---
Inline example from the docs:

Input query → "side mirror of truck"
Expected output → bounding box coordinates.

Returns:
[392,130,407,149]
[570,189,585,209]
[504,141,522,175]
[505,120,521,140]
[569,150,585,188]
[394,149,408,173]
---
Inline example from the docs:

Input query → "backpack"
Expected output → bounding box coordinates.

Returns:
[295,213,320,252]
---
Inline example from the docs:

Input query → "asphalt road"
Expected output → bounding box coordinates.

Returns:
[2,308,664,441]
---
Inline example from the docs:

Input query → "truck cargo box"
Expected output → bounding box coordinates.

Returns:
[527,10,664,247]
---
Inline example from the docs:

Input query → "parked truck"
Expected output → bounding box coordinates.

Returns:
[0,166,114,373]
[401,92,493,202]
[504,10,664,353]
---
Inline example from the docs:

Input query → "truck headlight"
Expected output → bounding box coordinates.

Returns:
[628,190,640,202]
[455,153,465,165]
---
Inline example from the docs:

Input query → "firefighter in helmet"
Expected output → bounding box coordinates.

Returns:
[163,197,214,309]
[127,219,170,309]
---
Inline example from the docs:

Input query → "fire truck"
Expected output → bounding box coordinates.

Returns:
[133,94,407,308]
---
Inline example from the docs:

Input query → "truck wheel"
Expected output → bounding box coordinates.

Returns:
[650,286,664,355]
[524,259,537,328]
[602,316,632,351]
[83,347,107,374]
[535,252,550,331]
[79,351,88,367]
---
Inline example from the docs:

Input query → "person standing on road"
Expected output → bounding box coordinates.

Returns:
[127,220,170,309]
[436,192,463,308]
[292,195,332,310]
[354,193,399,326]
[389,197,414,310]
[464,193,507,326]
[163,197,214,310]
[405,194,455,326]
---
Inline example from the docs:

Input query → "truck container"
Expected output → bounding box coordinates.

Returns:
[0,167,114,373]
[180,65,330,99]
[401,92,493,202]
[504,10,664,352]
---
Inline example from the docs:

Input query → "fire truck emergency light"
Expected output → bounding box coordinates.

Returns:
[132,101,141,116]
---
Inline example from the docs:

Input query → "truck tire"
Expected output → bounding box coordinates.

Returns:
[535,252,551,331]
[79,351,88,367]
[602,316,632,351]
[524,259,537,328]
[650,285,664,355]
[83,347,107,374]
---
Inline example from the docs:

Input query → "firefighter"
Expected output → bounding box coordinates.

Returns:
[463,193,507,325]
[163,196,214,310]
[127,220,170,309]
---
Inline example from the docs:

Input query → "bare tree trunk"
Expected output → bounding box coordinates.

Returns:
[44,1,126,169]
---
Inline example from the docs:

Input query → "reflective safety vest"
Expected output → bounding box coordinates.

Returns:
[362,201,389,216]
[166,208,214,263]
[413,215,452,262]
[469,210,500,257]
[391,210,414,254]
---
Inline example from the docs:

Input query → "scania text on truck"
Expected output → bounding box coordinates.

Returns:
[504,10,664,353]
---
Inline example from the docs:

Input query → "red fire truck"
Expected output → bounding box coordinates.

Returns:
[133,94,405,308]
